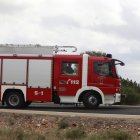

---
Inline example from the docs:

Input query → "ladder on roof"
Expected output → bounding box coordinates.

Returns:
[0,44,77,56]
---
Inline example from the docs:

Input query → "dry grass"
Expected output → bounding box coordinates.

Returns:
[0,128,45,140]
[0,128,136,140]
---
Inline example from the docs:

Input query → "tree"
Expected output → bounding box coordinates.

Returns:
[81,51,106,57]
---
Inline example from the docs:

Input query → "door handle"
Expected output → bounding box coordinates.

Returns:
[99,77,104,84]
[59,80,66,84]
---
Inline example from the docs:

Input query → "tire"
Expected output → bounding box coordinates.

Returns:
[83,93,99,109]
[23,101,32,108]
[5,91,25,108]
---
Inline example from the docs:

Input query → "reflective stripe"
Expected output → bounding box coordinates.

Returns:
[82,54,88,87]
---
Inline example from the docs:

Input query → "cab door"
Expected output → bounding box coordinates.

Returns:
[54,56,82,96]
[88,58,116,94]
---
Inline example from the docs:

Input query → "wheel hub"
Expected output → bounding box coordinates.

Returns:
[9,95,19,106]
[88,96,97,105]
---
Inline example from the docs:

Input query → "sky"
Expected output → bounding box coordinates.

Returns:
[0,0,140,82]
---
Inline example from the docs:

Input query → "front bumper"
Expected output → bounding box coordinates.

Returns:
[114,93,121,103]
[114,93,127,104]
[104,93,126,105]
[104,93,121,104]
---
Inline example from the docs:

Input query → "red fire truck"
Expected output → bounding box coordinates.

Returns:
[0,44,124,108]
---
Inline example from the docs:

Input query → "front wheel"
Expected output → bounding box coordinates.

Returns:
[5,92,25,108]
[83,93,99,109]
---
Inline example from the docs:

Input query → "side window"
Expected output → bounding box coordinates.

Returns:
[62,62,78,76]
[94,62,112,76]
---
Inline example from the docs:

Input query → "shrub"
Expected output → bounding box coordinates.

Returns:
[58,120,69,129]
[124,92,140,105]
[8,117,15,126]
[109,130,131,140]
[65,128,86,139]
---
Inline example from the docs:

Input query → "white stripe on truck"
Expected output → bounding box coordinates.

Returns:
[82,54,89,87]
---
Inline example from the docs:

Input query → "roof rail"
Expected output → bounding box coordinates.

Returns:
[54,45,77,53]
[0,44,77,56]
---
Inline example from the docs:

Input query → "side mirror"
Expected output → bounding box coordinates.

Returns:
[120,62,125,66]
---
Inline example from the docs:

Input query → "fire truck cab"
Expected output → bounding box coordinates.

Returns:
[0,44,124,109]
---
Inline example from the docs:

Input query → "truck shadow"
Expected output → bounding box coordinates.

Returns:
[26,104,123,114]
[0,104,132,115]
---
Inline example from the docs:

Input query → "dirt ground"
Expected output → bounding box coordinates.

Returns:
[0,111,140,139]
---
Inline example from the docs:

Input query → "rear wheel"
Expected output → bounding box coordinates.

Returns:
[83,93,99,109]
[5,91,25,108]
